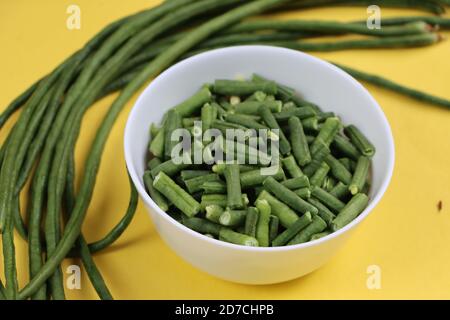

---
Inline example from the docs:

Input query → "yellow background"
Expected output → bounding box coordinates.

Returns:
[1,0,449,300]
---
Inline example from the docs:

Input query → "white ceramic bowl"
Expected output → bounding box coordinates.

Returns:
[124,46,394,284]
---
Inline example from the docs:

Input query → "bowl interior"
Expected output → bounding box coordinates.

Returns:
[125,45,394,242]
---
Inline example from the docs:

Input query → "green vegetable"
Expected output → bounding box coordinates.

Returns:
[230,18,434,36]
[144,171,170,211]
[150,159,190,178]
[154,172,200,217]
[332,134,360,161]
[289,116,311,166]
[310,117,341,154]
[213,79,277,96]
[201,103,217,132]
[263,177,318,215]
[224,164,244,209]
[148,158,162,170]
[259,104,291,155]
[244,207,259,237]
[180,170,211,180]
[302,116,319,132]
[349,156,371,195]
[164,110,182,159]
[344,125,376,158]
[331,193,369,231]
[272,212,312,246]
[307,197,336,226]
[225,113,269,130]
[338,157,356,173]
[149,129,165,158]
[303,142,330,177]
[311,186,346,213]
[287,215,327,245]
[255,199,271,247]
[281,155,303,178]
[294,188,311,199]
[310,231,331,241]
[219,228,259,247]
[334,62,450,110]
[200,194,249,211]
[310,162,330,187]
[273,108,315,121]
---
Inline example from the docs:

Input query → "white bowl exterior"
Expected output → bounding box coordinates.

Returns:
[124,46,394,284]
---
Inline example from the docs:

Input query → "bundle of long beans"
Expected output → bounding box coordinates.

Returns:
[1,0,449,300]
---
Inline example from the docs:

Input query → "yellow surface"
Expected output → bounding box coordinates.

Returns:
[1,0,449,300]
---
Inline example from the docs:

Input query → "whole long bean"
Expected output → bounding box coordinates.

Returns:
[219,228,259,246]
[268,215,279,242]
[117,38,450,111]
[154,172,200,217]
[22,0,197,299]
[0,64,67,299]
[44,0,241,300]
[334,62,450,110]
[229,19,432,37]
[63,168,113,300]
[188,33,441,56]
[257,190,299,228]
[281,155,303,178]
[310,117,341,154]
[259,105,291,155]
[311,186,346,213]
[276,0,445,15]
[19,0,291,299]
[377,16,450,29]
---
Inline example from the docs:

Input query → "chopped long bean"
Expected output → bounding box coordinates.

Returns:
[255,199,271,247]
[219,228,259,246]
[154,172,200,217]
[344,125,376,157]
[224,164,244,209]
[272,212,312,246]
[289,116,311,166]
[263,177,318,215]
[287,215,327,245]
[331,193,369,231]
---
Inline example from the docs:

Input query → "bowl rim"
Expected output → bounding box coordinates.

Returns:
[124,45,395,252]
